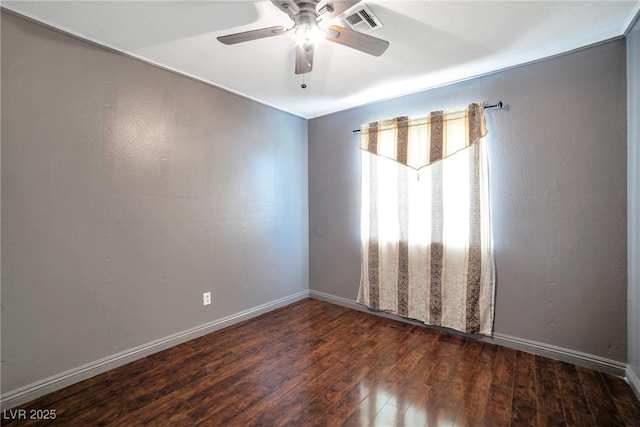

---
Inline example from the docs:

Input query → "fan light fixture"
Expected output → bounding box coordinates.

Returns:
[294,23,322,44]
[217,0,389,75]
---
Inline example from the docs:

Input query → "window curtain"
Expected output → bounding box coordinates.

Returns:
[357,103,495,335]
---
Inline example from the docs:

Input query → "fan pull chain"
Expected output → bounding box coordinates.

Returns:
[301,74,307,89]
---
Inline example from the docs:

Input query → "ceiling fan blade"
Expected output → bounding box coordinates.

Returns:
[324,25,389,56]
[295,42,314,74]
[217,26,287,45]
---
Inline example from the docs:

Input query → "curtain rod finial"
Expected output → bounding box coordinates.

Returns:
[484,101,503,110]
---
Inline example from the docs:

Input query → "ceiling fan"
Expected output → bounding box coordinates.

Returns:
[217,0,389,74]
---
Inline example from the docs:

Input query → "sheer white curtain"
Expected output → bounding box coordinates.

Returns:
[358,103,495,335]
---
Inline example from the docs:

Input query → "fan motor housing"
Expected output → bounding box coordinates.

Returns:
[293,1,321,28]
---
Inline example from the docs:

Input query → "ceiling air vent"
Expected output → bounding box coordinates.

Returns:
[342,4,383,33]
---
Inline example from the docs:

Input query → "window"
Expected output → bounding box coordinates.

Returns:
[357,104,495,335]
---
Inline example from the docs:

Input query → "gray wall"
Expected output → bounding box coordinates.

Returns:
[309,40,627,361]
[1,11,309,393]
[628,17,640,386]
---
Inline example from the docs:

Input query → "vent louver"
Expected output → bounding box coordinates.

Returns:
[342,4,383,33]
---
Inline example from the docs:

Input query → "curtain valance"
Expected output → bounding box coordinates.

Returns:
[359,103,487,170]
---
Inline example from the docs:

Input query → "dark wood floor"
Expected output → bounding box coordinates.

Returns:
[4,299,640,426]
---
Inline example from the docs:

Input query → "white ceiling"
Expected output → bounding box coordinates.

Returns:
[4,1,639,118]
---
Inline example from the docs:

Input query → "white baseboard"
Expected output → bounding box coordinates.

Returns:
[627,365,640,400]
[310,290,363,311]
[309,290,627,377]
[4,289,632,410]
[488,333,626,377]
[0,290,310,410]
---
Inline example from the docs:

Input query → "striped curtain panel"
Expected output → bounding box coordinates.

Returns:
[357,103,495,335]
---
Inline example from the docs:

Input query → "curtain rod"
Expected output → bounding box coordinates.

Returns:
[351,101,504,133]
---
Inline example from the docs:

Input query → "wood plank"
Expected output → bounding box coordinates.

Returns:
[106,305,350,426]
[535,354,566,427]
[369,400,406,427]
[286,321,420,427]
[26,298,337,423]
[483,346,516,427]
[576,366,626,426]
[510,351,538,427]
[4,299,636,427]
[399,381,441,426]
[555,361,595,427]
[229,312,392,426]
[397,404,428,427]
[341,387,392,427]
[14,298,321,414]
[493,346,517,387]
[454,342,498,427]
[601,372,640,426]
[432,339,482,426]
[322,326,438,426]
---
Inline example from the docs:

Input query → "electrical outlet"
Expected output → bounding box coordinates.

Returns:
[203,292,211,306]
